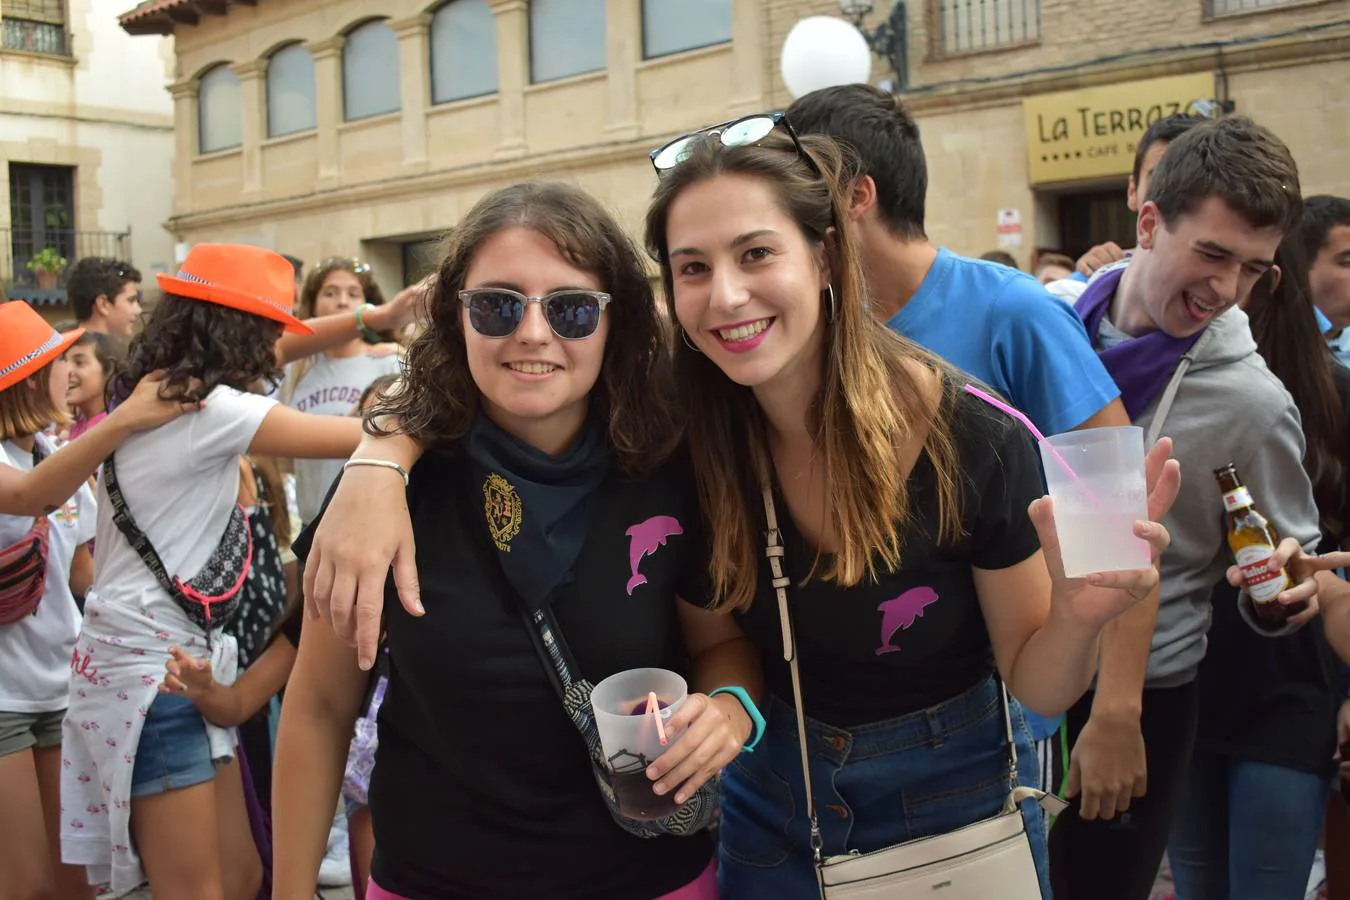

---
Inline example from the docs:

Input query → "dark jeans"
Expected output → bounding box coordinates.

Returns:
[1048,681,1199,900]
[1168,753,1329,900]
[718,674,1051,899]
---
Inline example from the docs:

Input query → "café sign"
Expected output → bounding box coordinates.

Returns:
[1023,72,1216,186]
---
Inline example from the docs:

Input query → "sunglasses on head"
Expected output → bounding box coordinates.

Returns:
[649,111,819,175]
[315,256,371,274]
[459,288,611,340]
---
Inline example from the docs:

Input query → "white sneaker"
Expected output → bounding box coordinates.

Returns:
[316,806,352,887]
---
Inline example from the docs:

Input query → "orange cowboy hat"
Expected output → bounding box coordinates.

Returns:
[0,302,84,393]
[157,243,314,335]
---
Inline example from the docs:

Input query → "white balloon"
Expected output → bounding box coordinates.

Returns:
[780,16,873,100]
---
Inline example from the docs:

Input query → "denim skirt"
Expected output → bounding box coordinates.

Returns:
[718,674,1051,899]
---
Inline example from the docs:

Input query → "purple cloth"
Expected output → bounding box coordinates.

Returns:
[236,741,273,899]
[1074,266,1202,420]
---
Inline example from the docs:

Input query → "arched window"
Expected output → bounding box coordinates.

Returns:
[642,0,731,59]
[430,0,498,104]
[198,64,241,153]
[267,43,317,137]
[529,0,605,83]
[343,19,401,121]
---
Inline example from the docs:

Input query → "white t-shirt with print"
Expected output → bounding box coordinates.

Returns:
[0,434,96,713]
[284,352,401,523]
[90,385,278,612]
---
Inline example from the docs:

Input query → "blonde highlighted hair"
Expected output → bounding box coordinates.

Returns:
[1,362,71,439]
[644,129,967,612]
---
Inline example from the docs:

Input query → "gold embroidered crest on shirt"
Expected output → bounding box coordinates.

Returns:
[483,472,522,551]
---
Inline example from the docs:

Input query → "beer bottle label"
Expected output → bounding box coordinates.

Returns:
[1235,544,1284,604]
[1222,487,1254,512]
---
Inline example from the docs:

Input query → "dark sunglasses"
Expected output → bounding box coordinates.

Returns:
[459,288,611,340]
[648,111,818,175]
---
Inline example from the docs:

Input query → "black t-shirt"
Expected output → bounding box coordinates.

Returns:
[734,389,1044,728]
[1195,362,1350,776]
[299,449,713,900]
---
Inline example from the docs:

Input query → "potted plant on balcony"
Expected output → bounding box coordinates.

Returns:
[26,247,68,290]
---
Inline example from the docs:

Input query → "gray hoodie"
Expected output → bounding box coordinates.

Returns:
[1094,304,1322,687]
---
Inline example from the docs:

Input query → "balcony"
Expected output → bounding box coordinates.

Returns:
[2,228,132,305]
[2,0,69,56]
[1,17,68,55]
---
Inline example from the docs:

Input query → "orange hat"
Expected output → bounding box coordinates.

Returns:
[157,243,314,335]
[0,302,84,393]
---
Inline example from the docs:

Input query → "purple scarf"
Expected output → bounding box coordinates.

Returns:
[1074,265,1202,420]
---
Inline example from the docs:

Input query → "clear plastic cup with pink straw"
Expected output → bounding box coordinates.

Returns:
[590,667,688,820]
[964,385,1150,578]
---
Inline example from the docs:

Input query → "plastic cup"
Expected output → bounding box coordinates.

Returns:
[590,667,687,821]
[1039,425,1151,578]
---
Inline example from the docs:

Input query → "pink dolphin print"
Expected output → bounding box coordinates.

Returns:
[625,516,684,596]
[875,587,940,655]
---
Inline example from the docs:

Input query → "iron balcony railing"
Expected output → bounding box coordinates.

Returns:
[2,228,132,297]
[934,0,1040,56]
[1,17,68,56]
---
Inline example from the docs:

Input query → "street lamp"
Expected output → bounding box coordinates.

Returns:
[839,1,909,91]
[779,2,909,101]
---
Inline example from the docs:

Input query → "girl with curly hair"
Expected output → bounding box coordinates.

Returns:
[59,244,367,900]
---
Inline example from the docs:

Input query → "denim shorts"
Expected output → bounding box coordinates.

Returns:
[718,674,1052,899]
[130,692,219,799]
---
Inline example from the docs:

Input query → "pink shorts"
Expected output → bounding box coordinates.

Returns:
[366,857,719,900]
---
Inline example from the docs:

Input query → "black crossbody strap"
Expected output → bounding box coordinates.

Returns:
[102,453,180,598]
[517,599,603,747]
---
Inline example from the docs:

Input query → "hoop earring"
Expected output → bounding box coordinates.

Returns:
[680,327,703,353]
[824,284,837,323]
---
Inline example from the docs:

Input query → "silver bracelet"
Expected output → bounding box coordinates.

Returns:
[342,458,410,486]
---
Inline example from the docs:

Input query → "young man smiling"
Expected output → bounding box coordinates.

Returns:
[1053,116,1325,900]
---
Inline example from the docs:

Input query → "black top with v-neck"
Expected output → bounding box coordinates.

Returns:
[295,449,713,900]
[734,390,1044,728]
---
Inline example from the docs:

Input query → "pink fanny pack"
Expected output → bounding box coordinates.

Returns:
[0,514,51,625]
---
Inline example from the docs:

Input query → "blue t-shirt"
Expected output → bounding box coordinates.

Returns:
[886,248,1121,436]
[887,249,1120,742]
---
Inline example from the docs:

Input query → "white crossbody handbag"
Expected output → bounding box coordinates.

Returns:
[761,485,1067,899]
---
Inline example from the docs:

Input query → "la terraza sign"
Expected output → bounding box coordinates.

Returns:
[1022,73,1216,186]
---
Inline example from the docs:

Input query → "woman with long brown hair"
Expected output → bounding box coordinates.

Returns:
[1169,232,1350,899]
[638,122,1179,899]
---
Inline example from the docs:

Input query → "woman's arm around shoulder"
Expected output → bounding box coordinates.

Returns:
[303,424,427,668]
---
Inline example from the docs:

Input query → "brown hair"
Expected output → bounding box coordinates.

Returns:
[116,296,284,404]
[1147,116,1303,235]
[284,258,390,403]
[1035,252,1075,275]
[644,130,965,612]
[370,181,679,476]
[1244,234,1347,537]
[0,362,71,438]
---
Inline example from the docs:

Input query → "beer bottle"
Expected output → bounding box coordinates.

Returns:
[1214,463,1306,631]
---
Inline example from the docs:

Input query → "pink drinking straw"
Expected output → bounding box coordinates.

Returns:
[647,691,668,746]
[961,383,1102,508]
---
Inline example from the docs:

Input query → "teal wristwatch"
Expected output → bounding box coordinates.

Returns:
[709,686,766,752]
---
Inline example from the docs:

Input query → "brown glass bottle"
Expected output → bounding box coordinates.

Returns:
[1214,464,1306,631]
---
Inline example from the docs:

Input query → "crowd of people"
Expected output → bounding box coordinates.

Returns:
[0,82,1348,900]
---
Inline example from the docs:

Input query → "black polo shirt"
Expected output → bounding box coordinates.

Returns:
[299,449,714,899]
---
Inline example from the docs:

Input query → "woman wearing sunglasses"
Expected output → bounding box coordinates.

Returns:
[272,181,757,900]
